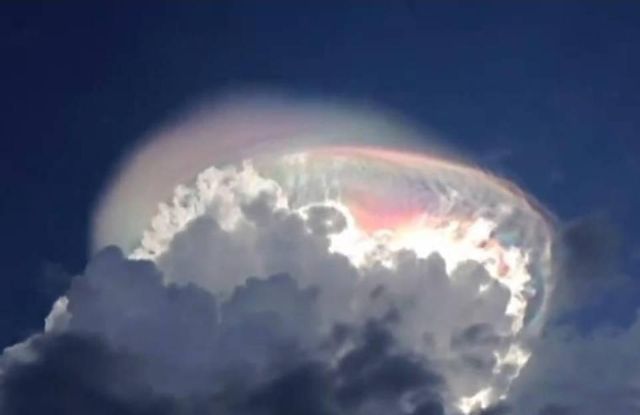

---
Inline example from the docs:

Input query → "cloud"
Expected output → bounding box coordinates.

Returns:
[465,214,640,415]
[549,214,625,317]
[91,93,441,253]
[3,155,640,415]
[502,313,640,415]
[0,248,446,415]
[237,320,445,415]
[0,333,174,415]
[0,181,523,414]
[144,176,524,408]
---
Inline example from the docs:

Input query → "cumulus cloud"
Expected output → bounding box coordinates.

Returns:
[143,172,524,409]
[0,333,174,415]
[0,248,447,415]
[2,160,639,415]
[0,177,523,415]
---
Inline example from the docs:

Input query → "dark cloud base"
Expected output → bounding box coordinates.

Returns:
[0,249,446,415]
[0,323,445,415]
[0,334,172,415]
[1,207,639,415]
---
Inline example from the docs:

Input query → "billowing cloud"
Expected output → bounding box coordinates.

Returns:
[0,333,174,415]
[2,95,638,415]
[133,163,534,410]
[1,247,447,415]
[2,175,528,414]
[7,200,636,415]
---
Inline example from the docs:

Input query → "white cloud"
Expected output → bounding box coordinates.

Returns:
[3,116,639,415]
[110,163,530,411]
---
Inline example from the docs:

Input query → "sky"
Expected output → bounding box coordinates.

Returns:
[1,2,640,414]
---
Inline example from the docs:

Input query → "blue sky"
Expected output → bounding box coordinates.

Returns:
[1,1,639,347]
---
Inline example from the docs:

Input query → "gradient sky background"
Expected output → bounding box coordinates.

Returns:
[1,1,639,349]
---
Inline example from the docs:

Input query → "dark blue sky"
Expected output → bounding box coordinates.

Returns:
[1,1,639,348]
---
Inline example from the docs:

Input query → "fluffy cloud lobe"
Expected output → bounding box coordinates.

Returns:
[1,166,639,415]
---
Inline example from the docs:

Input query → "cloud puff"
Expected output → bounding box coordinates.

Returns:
[1,180,525,414]
[2,159,639,415]
[0,248,447,415]
[0,333,174,415]
[141,175,523,408]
